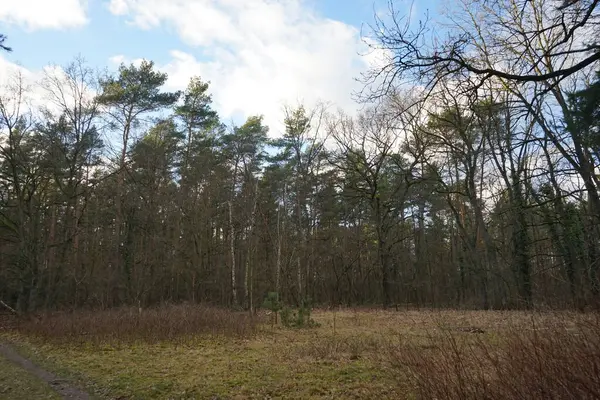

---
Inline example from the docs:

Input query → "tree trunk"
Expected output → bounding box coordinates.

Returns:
[276,207,282,296]
[244,180,259,312]
[228,200,237,306]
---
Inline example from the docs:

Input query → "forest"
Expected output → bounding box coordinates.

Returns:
[1,0,600,314]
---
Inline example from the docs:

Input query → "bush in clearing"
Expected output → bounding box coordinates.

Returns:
[280,297,320,328]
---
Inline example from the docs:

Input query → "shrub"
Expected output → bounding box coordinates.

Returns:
[279,297,319,328]
[261,292,281,328]
[387,314,600,399]
[280,306,294,327]
[13,303,259,344]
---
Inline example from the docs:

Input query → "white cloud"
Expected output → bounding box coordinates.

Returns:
[108,54,145,68]
[0,0,88,31]
[108,55,127,65]
[361,37,393,71]
[107,0,379,135]
[0,56,98,120]
[0,57,47,114]
[107,0,129,15]
[0,57,37,86]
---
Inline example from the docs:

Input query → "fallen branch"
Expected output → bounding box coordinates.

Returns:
[0,300,17,315]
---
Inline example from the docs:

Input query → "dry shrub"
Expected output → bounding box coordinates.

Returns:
[388,313,600,399]
[14,304,259,344]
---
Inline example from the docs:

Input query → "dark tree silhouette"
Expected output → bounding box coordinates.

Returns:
[0,34,11,52]
[361,0,600,100]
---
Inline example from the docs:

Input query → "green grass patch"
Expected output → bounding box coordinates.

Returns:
[5,330,403,399]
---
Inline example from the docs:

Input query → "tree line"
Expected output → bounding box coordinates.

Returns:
[1,0,600,312]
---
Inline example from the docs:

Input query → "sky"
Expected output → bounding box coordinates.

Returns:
[0,0,436,135]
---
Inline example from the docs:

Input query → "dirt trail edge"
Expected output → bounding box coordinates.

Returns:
[0,342,91,400]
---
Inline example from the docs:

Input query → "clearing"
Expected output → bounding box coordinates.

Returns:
[0,306,598,399]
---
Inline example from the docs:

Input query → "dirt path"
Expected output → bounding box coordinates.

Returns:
[0,342,91,400]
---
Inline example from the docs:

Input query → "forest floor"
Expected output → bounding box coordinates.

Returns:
[0,307,598,399]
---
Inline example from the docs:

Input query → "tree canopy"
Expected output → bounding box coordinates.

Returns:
[1,1,600,312]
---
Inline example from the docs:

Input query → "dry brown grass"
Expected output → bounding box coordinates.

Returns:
[13,304,259,344]
[294,334,383,362]
[384,310,600,400]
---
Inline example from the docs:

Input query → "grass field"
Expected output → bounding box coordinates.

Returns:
[0,354,61,400]
[1,306,599,399]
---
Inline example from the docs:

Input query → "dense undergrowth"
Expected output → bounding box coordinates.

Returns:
[11,304,259,344]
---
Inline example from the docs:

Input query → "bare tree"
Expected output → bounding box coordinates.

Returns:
[361,0,600,101]
[329,106,418,308]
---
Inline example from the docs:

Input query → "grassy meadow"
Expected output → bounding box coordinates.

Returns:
[1,305,599,399]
